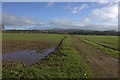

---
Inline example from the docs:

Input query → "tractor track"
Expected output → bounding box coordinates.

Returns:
[71,36,118,78]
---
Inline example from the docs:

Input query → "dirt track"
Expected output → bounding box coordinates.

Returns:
[72,36,118,78]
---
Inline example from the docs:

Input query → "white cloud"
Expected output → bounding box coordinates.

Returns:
[92,3,118,22]
[46,2,54,7]
[98,0,118,5]
[98,0,109,5]
[49,18,117,30]
[78,4,87,10]
[72,7,78,13]
[2,13,44,27]
[66,4,87,14]
[50,19,85,29]
[83,17,90,23]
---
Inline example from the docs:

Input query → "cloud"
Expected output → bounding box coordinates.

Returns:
[82,16,90,23]
[46,2,54,7]
[66,4,87,14]
[118,2,120,26]
[72,7,78,13]
[92,3,118,22]
[98,0,109,5]
[98,0,118,5]
[84,24,118,31]
[2,13,44,27]
[78,4,87,10]
[49,18,117,31]
[50,19,84,29]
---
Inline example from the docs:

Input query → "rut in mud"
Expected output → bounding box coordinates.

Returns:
[71,36,118,78]
[56,36,66,49]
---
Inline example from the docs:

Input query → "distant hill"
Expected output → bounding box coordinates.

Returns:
[48,28,93,32]
[2,28,119,36]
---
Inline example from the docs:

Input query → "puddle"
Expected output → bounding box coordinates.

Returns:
[2,48,55,65]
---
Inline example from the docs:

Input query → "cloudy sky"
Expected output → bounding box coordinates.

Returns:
[2,2,118,30]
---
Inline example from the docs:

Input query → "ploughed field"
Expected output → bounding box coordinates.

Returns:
[2,33,119,78]
[2,33,64,54]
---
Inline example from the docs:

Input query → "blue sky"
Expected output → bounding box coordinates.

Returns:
[2,2,118,30]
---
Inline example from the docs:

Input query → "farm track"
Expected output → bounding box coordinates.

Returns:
[71,36,118,78]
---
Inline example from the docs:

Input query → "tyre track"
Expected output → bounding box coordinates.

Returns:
[71,36,118,78]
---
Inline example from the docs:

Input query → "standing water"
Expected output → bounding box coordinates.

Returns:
[3,48,55,65]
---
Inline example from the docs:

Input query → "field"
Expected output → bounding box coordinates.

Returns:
[76,35,119,50]
[76,35,119,58]
[2,33,119,78]
[2,33,64,54]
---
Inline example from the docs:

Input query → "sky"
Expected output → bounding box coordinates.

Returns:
[2,2,118,31]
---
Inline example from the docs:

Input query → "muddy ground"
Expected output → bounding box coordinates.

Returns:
[72,36,118,78]
[2,40,55,54]
[2,40,56,67]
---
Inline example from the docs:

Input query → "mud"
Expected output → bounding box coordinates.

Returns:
[72,36,118,78]
[2,37,66,66]
[2,40,55,54]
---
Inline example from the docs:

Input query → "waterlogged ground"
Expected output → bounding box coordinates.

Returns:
[2,35,94,78]
[2,33,64,66]
[3,48,55,65]
[2,33,118,78]
[2,33,64,54]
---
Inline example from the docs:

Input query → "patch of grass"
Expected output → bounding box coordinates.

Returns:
[2,35,94,78]
[76,35,119,58]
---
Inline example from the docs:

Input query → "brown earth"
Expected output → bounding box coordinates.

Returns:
[71,36,118,78]
[2,40,55,54]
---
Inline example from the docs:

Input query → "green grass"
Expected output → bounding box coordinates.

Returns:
[2,33,65,44]
[2,35,94,78]
[76,35,118,50]
[76,35,119,58]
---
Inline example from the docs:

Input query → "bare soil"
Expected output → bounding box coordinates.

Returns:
[2,40,55,54]
[72,36,118,78]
